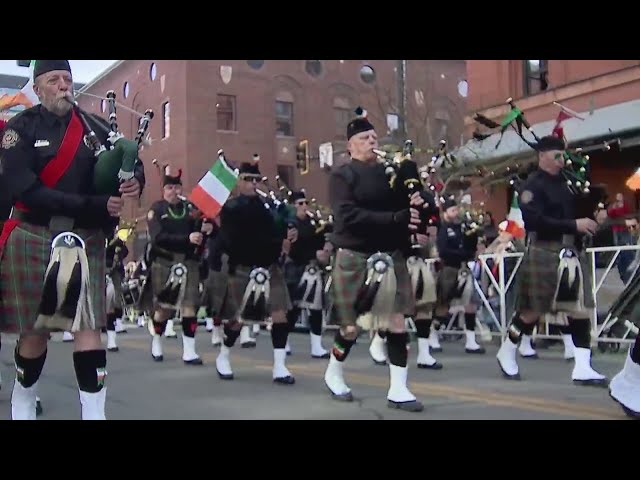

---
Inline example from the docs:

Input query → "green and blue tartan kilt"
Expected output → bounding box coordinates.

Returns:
[515,240,594,315]
[328,248,414,328]
[436,265,460,307]
[221,263,291,322]
[150,256,201,311]
[206,270,229,317]
[0,222,106,334]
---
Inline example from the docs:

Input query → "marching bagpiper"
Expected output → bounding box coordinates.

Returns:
[324,108,427,411]
[214,161,294,384]
[146,166,212,365]
[0,60,146,419]
[283,190,331,359]
[496,135,607,385]
[434,197,486,355]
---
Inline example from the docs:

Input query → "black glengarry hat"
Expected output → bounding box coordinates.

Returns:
[534,135,566,152]
[443,197,457,211]
[347,107,375,140]
[162,165,182,186]
[291,190,306,202]
[33,60,72,80]
[239,162,261,176]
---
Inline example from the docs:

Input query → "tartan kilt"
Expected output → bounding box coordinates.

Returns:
[150,256,200,311]
[329,248,413,328]
[436,265,461,307]
[206,270,229,316]
[516,241,594,316]
[0,222,106,334]
[221,263,291,322]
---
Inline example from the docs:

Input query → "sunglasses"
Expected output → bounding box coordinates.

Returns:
[239,174,261,183]
[295,200,309,206]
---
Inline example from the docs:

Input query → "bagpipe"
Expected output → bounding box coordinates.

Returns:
[63,91,154,197]
[255,174,297,234]
[458,199,487,246]
[474,97,595,198]
[307,197,334,238]
[373,139,440,239]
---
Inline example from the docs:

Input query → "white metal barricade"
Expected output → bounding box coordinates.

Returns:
[586,244,640,345]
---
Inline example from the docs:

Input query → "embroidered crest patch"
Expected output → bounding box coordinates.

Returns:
[2,129,19,149]
[520,190,534,204]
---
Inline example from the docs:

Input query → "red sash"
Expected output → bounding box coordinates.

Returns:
[0,109,85,250]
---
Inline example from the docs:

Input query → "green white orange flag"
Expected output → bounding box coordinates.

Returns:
[189,156,239,219]
[0,60,39,113]
[499,191,525,239]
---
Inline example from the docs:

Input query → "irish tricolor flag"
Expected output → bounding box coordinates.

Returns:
[189,157,239,219]
[499,191,525,239]
[0,60,39,113]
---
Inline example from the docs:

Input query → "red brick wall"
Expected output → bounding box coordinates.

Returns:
[466,60,640,113]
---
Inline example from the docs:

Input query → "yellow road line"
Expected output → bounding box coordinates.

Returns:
[117,337,626,420]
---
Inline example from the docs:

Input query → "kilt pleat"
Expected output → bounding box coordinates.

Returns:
[329,248,413,328]
[206,270,229,316]
[0,222,106,334]
[436,265,461,307]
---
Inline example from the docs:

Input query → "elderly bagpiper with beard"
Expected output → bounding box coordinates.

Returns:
[496,135,607,385]
[284,190,331,359]
[146,166,213,365]
[0,60,145,420]
[214,161,295,384]
[323,108,427,412]
[433,197,486,355]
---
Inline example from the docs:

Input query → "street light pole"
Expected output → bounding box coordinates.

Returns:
[396,59,407,142]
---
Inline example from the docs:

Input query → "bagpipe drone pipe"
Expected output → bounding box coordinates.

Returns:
[63,91,153,197]
[256,174,297,235]
[373,140,440,242]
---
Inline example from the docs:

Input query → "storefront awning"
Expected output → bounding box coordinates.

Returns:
[453,99,640,164]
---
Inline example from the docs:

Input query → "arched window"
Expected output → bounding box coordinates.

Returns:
[275,91,294,137]
[333,97,351,139]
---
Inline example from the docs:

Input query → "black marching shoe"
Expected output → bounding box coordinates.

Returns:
[274,375,296,385]
[387,399,424,412]
[418,361,443,370]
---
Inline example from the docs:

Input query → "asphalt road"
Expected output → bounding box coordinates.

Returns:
[0,326,632,420]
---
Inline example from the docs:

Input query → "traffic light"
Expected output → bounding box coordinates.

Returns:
[296,139,309,175]
[17,60,30,68]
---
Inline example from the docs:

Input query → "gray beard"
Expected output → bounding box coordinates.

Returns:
[41,98,72,117]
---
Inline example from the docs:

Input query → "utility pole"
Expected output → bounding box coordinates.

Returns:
[396,59,407,143]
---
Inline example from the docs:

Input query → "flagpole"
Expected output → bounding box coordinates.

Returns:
[552,101,585,120]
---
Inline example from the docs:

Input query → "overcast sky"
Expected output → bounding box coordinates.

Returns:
[0,60,119,84]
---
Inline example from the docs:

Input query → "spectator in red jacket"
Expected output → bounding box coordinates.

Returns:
[608,193,632,245]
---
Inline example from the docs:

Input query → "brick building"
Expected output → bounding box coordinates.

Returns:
[453,60,640,221]
[76,60,467,252]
